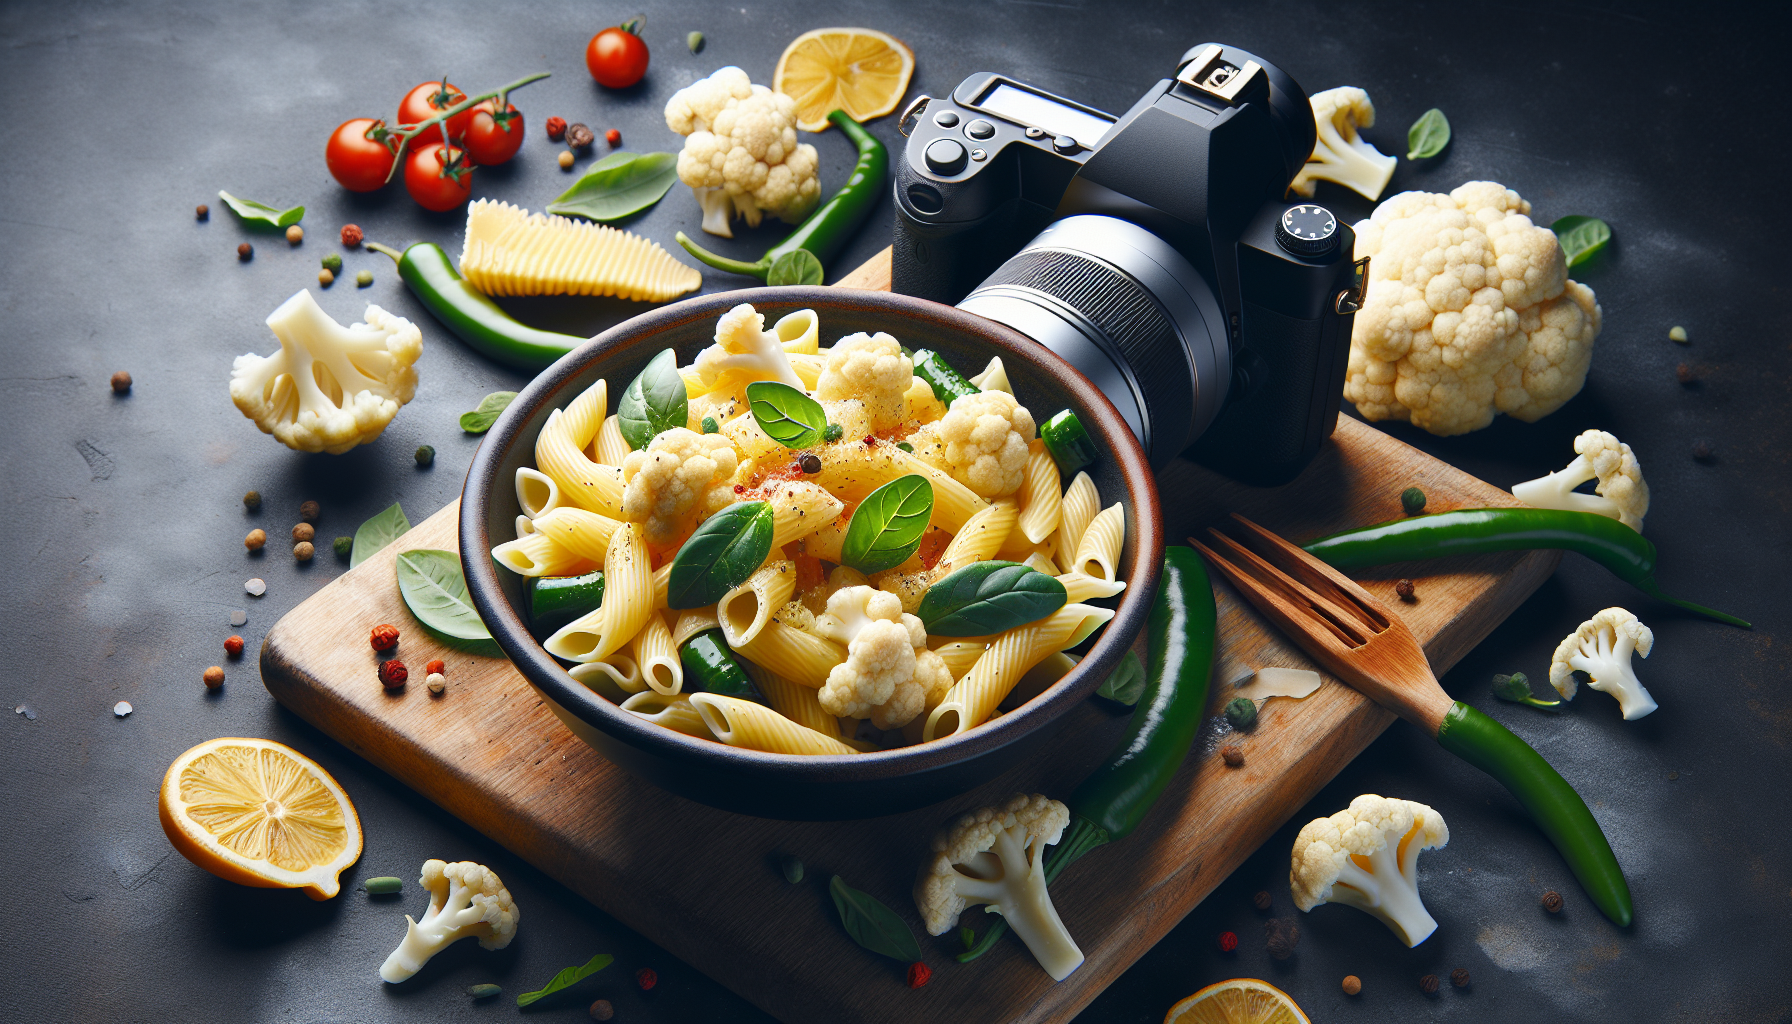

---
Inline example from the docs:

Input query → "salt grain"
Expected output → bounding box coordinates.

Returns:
[230,610,247,626]
[113,701,133,717]
[245,578,267,596]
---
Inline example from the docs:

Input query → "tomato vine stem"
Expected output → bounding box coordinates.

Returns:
[381,71,550,184]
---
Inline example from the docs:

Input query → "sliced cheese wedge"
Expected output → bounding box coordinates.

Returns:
[460,199,702,302]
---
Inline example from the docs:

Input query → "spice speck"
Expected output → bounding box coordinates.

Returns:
[341,224,363,247]
[299,500,320,523]
[1218,930,1238,952]
[294,541,315,561]
[203,666,225,689]
[322,253,343,273]
[333,536,353,558]
[466,983,500,1000]
[558,150,575,170]
[546,116,567,141]
[1265,917,1299,959]
[1224,696,1257,730]
[224,635,245,658]
[237,242,253,261]
[379,660,408,689]
[606,128,621,147]
[1396,578,1417,602]
[285,224,304,245]
[1669,325,1688,343]
[1253,890,1272,911]
[1451,967,1471,988]
[907,961,931,989]
[196,204,210,221]
[687,30,705,53]
[293,523,316,543]
[318,268,335,287]
[245,578,267,596]
[1221,744,1245,768]
[635,966,657,991]
[588,999,615,1021]
[245,528,267,551]
[1541,889,1563,913]
[370,624,401,651]
[110,371,132,394]
[15,704,38,720]
[230,610,247,626]
[356,269,373,288]
[243,490,263,511]
[426,672,446,694]
[415,445,435,467]
[567,123,595,150]
[1419,974,1440,995]
[780,855,804,883]
[1342,975,1362,996]
[113,701,133,717]
[1401,486,1427,515]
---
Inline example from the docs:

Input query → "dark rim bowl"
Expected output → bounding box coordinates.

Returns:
[462,286,1162,820]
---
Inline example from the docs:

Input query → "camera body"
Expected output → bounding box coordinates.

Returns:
[892,44,1363,485]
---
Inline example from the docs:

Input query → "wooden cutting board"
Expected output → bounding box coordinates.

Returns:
[261,248,1558,1024]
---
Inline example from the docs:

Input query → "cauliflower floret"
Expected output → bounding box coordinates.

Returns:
[814,332,913,434]
[1512,429,1650,531]
[229,289,422,454]
[813,585,940,727]
[1291,794,1449,947]
[1549,607,1656,719]
[694,303,804,391]
[1289,86,1397,201]
[621,428,739,552]
[911,390,1036,498]
[1345,182,1602,435]
[665,67,821,238]
[379,859,519,983]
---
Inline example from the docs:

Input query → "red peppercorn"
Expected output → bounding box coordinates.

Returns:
[734,484,746,494]
[340,224,363,247]
[635,967,657,991]
[1396,578,1417,602]
[545,116,567,141]
[425,659,445,675]
[370,623,400,651]
[1218,930,1239,952]
[605,128,621,146]
[863,435,876,446]
[907,961,931,989]
[379,659,408,689]
[224,635,246,658]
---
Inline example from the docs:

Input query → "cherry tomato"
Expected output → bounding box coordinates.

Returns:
[397,80,471,140]
[403,142,474,212]
[463,100,524,166]
[586,25,649,89]
[325,118,396,192]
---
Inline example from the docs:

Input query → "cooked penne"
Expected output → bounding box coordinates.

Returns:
[721,409,790,462]
[669,607,720,649]
[904,375,946,425]
[765,481,847,549]
[596,414,630,468]
[934,640,989,680]
[774,308,819,354]
[1062,606,1115,649]
[1070,502,1125,583]
[799,516,850,562]
[787,352,826,389]
[688,692,858,755]
[924,604,1108,740]
[529,506,623,563]
[718,560,797,647]
[748,664,840,739]
[969,355,1012,393]
[516,467,562,519]
[515,515,536,538]
[734,621,846,687]
[1016,439,1062,544]
[1059,572,1126,603]
[620,691,713,738]
[491,532,601,577]
[1021,550,1060,576]
[536,407,627,517]
[1005,651,1080,710]
[1057,471,1099,561]
[809,442,988,533]
[631,610,682,696]
[545,522,653,662]
[935,499,1018,576]
[652,562,671,608]
[569,654,646,702]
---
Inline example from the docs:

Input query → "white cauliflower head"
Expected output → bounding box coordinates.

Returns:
[815,332,913,434]
[379,859,519,983]
[813,585,942,727]
[1512,429,1650,531]
[230,289,421,454]
[1345,182,1602,436]
[1289,86,1396,201]
[1549,607,1656,719]
[665,67,821,238]
[695,303,804,391]
[622,427,739,552]
[1291,794,1449,947]
[911,390,1036,498]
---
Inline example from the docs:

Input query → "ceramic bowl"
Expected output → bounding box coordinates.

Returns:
[462,286,1162,819]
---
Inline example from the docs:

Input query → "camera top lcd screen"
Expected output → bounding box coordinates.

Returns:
[975,83,1113,149]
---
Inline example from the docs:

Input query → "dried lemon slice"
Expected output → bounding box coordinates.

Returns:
[1164,979,1311,1024]
[773,27,915,132]
[158,737,362,900]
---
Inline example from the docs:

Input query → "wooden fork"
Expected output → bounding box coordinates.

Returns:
[1189,514,1635,928]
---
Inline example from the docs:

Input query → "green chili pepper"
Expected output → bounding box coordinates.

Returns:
[1303,508,1749,628]
[528,572,605,641]
[1040,410,1097,475]
[680,629,766,703]
[1437,702,1633,926]
[366,241,587,370]
[675,109,888,282]
[961,545,1215,963]
[912,349,979,406]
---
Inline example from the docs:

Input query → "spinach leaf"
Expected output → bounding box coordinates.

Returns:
[1406,108,1451,160]
[746,381,827,449]
[1552,215,1612,268]
[840,475,933,574]
[515,953,613,1008]
[217,190,305,229]
[459,391,517,434]
[918,561,1068,637]
[667,501,773,609]
[829,875,923,963]
[396,549,492,641]
[1094,650,1144,706]
[767,248,824,286]
[618,349,689,450]
[545,152,680,222]
[350,502,410,568]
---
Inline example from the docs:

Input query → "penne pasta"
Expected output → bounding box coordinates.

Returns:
[620,691,713,738]
[515,515,536,538]
[718,560,797,648]
[529,506,623,563]
[1062,606,1115,649]
[669,607,719,649]
[935,499,1018,576]
[1059,572,1126,603]
[1015,439,1062,544]
[734,621,846,687]
[799,516,850,562]
[721,409,790,462]
[545,522,653,662]
[748,664,840,739]
[688,693,859,755]
[1070,502,1125,583]
[924,604,1109,740]
[595,414,631,468]
[1021,550,1060,576]
[491,532,601,577]
[631,610,682,695]
[765,481,847,549]
[569,654,646,702]
[787,352,826,389]
[1057,472,1099,563]
[773,308,819,353]
[808,441,988,534]
[652,562,671,609]
[536,406,627,517]
[515,467,562,519]
[934,640,989,680]
[904,375,946,425]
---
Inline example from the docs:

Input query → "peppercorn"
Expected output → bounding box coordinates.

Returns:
[415,445,435,467]
[701,416,719,434]
[635,966,657,991]
[299,500,320,523]
[427,672,446,694]
[1692,440,1716,463]
[340,224,363,247]
[1401,486,1427,515]
[245,528,267,551]
[1541,890,1563,913]
[1341,975,1362,996]
[1253,890,1272,911]
[379,659,408,689]
[1396,578,1416,602]
[243,490,262,511]
[319,268,335,287]
[1669,325,1688,343]
[566,123,595,150]
[225,635,245,658]
[1676,362,1696,385]
[356,269,373,287]
[798,453,822,474]
[588,999,615,1022]
[1419,974,1439,995]
[606,128,621,147]
[237,242,253,261]
[110,371,132,394]
[1265,918,1299,959]
[780,855,804,883]
[329,536,350,559]
[321,253,342,273]
[285,224,304,245]
[196,203,209,221]
[294,540,315,561]
[822,423,843,442]
[203,666,225,688]
[544,116,568,141]
[1224,696,1257,730]
[370,623,400,651]
[1451,968,1471,988]
[907,961,931,989]
[1221,744,1245,768]
[1218,930,1238,952]
[558,150,575,170]
[733,484,746,494]
[426,659,445,675]
[862,435,876,446]
[687,30,705,53]
[293,523,316,543]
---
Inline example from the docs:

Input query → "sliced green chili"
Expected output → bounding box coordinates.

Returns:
[912,349,978,406]
[367,241,587,370]
[528,572,605,641]
[680,629,765,703]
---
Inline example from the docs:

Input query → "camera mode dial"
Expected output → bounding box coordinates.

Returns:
[1275,204,1339,258]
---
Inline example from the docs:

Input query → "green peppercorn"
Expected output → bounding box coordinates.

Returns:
[823,422,844,443]
[780,855,804,883]
[364,876,403,895]
[1401,487,1427,516]
[896,441,915,453]
[333,536,353,558]
[467,983,501,1000]
[687,30,705,53]
[415,445,435,467]
[701,416,719,434]
[243,490,262,512]
[1224,696,1258,730]
[321,253,342,273]
[356,269,373,287]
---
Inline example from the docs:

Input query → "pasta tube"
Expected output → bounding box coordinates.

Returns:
[515,467,562,519]
[529,506,623,563]
[535,381,626,516]
[748,664,840,739]
[1058,572,1126,603]
[1057,471,1099,561]
[1015,439,1062,544]
[669,607,720,649]
[765,481,847,549]
[933,640,989,680]
[1021,550,1061,576]
[718,560,797,648]
[652,562,671,609]
[620,691,713,739]
[924,604,1108,740]
[799,517,850,562]
[545,523,652,662]
[774,308,819,354]
[734,621,846,687]
[514,515,536,538]
[1070,502,1125,583]
[809,442,988,533]
[688,693,858,755]
[935,499,1018,576]
[569,654,645,702]
[490,532,600,577]
[631,610,682,696]
[596,414,630,468]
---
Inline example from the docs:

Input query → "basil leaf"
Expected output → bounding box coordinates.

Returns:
[746,380,827,448]
[459,390,517,434]
[767,248,824,286]
[515,953,613,1008]
[841,475,934,574]
[618,348,689,450]
[1406,108,1450,160]
[350,502,410,568]
[217,190,304,229]
[668,501,774,609]
[918,561,1068,637]
[1094,650,1145,706]
[1552,215,1612,268]
[396,550,493,641]
[829,875,923,963]
[545,151,680,222]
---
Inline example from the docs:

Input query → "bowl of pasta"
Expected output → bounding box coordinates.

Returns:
[462,286,1162,819]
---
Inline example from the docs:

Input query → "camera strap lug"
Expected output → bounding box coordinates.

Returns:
[1334,256,1371,314]
[897,94,932,137]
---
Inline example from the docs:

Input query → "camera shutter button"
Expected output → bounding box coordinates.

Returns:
[1052,135,1080,154]
[965,119,996,140]
[924,138,969,175]
[1276,204,1340,258]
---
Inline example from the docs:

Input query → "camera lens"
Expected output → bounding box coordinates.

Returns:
[957,215,1228,467]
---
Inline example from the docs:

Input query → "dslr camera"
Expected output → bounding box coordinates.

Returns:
[892,44,1367,485]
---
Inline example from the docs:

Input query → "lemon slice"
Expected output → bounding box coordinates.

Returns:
[158,737,362,900]
[1165,979,1311,1024]
[773,28,915,132]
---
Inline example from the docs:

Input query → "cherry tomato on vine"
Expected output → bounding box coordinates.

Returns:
[325,118,396,192]
[404,142,474,212]
[463,100,524,166]
[586,20,649,89]
[398,80,472,139]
